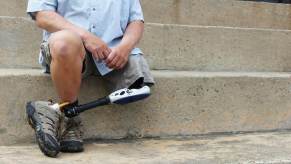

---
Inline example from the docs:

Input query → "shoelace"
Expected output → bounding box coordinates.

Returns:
[65,130,80,139]
[38,105,60,137]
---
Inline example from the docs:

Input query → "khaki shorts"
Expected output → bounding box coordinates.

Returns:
[40,42,155,92]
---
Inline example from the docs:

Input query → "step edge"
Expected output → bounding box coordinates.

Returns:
[1,68,291,78]
[2,16,291,32]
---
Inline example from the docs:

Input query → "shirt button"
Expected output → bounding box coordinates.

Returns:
[92,8,96,11]
[92,25,95,28]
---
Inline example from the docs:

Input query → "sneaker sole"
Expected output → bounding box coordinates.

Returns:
[60,140,84,153]
[26,102,60,157]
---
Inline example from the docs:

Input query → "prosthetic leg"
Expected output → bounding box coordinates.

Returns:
[51,86,151,118]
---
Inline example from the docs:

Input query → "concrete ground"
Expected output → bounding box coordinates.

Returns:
[1,131,291,164]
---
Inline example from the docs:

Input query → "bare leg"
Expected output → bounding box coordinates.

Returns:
[49,30,85,103]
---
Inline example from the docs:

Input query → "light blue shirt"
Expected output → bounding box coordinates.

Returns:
[27,0,144,75]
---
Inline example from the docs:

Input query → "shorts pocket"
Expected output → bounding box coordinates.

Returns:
[40,41,52,65]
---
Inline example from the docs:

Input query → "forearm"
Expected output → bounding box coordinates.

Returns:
[118,21,144,52]
[35,11,89,40]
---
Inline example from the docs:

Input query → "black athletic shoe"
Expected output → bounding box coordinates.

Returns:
[26,101,62,157]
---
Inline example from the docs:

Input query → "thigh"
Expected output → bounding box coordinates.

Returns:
[39,42,95,79]
[103,54,155,92]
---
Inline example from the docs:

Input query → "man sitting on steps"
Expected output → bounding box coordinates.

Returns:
[26,0,154,157]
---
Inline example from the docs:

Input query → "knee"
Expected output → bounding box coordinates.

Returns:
[49,30,85,60]
[50,40,71,59]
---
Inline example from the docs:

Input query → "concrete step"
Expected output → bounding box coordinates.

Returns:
[141,23,291,72]
[141,0,291,29]
[1,17,291,72]
[0,17,41,69]
[1,131,291,163]
[1,69,291,145]
[0,0,27,17]
[2,0,291,29]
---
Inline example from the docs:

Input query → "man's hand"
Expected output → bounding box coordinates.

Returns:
[105,21,144,70]
[82,32,111,60]
[105,45,131,70]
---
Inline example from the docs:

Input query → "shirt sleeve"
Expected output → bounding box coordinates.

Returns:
[27,0,57,20]
[129,0,144,23]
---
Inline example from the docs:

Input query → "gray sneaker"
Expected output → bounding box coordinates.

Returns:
[60,116,84,152]
[26,101,62,157]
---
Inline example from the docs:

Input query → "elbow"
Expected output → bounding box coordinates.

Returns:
[35,13,46,29]
[35,20,43,29]
[35,11,54,29]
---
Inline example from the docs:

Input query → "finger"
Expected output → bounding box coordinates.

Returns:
[107,56,119,69]
[115,58,124,68]
[107,55,119,69]
[101,46,110,59]
[102,50,110,59]
[97,50,105,60]
[105,47,111,56]
[92,51,99,61]
[107,47,112,54]
[106,51,115,64]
